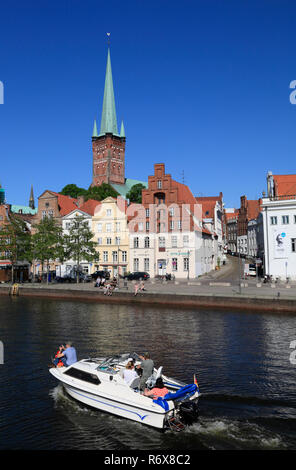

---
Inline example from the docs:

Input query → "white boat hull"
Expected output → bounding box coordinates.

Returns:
[63,383,168,429]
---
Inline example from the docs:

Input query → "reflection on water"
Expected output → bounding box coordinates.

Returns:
[0,296,295,450]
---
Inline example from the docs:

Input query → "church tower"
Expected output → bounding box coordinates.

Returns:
[29,185,35,210]
[92,46,126,187]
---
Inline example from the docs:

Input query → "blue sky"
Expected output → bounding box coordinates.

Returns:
[0,0,296,209]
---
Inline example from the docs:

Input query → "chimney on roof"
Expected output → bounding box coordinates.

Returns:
[267,171,274,198]
[77,195,85,208]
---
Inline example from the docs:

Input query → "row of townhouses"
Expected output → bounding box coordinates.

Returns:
[224,171,296,280]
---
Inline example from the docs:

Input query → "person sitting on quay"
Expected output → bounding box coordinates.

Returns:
[143,377,169,399]
[95,277,101,288]
[52,342,77,368]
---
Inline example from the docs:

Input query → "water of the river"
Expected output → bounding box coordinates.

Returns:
[0,296,295,451]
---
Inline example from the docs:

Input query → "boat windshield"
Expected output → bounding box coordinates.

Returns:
[96,352,141,370]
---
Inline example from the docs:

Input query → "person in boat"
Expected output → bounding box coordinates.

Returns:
[53,342,77,367]
[137,352,154,392]
[144,377,169,398]
[53,346,64,367]
[122,360,138,384]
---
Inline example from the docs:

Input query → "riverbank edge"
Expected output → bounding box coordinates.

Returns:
[1,285,296,313]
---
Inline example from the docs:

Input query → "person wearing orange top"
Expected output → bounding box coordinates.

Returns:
[144,377,169,398]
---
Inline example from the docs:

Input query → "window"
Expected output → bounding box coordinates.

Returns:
[157,180,162,189]
[183,257,189,271]
[171,236,177,248]
[146,221,150,231]
[42,210,47,219]
[106,237,112,245]
[66,222,71,230]
[294,215,296,224]
[121,251,127,262]
[133,258,139,271]
[106,209,112,216]
[183,235,189,247]
[106,223,111,232]
[112,251,118,263]
[48,210,54,218]
[138,222,143,231]
[64,367,101,385]
[178,220,182,230]
[97,223,102,232]
[270,216,277,225]
[115,236,120,245]
[292,238,296,253]
[145,208,150,218]
[282,215,289,225]
[159,237,165,248]
[103,251,108,262]
[133,237,139,248]
[144,258,149,271]
[172,258,178,271]
[170,221,174,230]
[169,207,174,216]
[97,237,102,245]
[115,222,120,232]
[144,236,150,248]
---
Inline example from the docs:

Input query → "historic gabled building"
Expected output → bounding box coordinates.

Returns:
[237,195,262,256]
[91,196,129,277]
[128,163,210,279]
[91,46,147,197]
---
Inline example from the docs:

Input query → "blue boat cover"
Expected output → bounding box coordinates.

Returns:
[153,383,198,411]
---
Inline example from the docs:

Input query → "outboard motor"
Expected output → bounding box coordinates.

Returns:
[178,401,199,425]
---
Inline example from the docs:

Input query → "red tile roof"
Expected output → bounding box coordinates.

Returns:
[273,174,296,197]
[50,191,78,216]
[195,198,217,219]
[247,200,261,221]
[79,199,101,216]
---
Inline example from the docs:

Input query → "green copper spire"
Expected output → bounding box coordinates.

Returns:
[100,47,118,135]
[92,119,98,137]
[120,120,125,138]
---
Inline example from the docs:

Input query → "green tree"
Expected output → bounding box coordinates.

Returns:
[60,184,87,198]
[126,183,145,203]
[85,183,119,202]
[32,217,63,284]
[63,215,99,283]
[0,214,31,283]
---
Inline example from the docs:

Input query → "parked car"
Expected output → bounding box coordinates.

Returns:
[248,264,257,277]
[91,270,110,280]
[56,272,91,283]
[126,272,150,281]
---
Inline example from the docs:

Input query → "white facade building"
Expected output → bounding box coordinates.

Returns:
[262,197,296,280]
[262,171,296,280]
[57,209,93,277]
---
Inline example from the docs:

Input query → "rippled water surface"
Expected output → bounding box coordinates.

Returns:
[0,296,295,450]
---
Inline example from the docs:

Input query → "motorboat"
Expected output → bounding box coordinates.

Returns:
[49,352,200,430]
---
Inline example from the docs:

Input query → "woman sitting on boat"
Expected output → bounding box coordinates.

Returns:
[144,377,169,398]
[122,360,138,384]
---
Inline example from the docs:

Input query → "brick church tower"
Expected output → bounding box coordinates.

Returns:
[91,47,126,187]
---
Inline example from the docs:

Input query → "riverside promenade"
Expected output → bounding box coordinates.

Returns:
[1,264,296,313]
